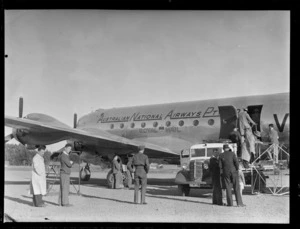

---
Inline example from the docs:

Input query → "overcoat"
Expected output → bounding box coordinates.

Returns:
[30,153,47,195]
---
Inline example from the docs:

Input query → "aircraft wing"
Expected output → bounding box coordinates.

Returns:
[5,115,177,156]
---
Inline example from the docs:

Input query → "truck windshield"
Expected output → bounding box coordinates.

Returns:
[181,149,190,158]
[207,148,222,157]
[190,148,205,157]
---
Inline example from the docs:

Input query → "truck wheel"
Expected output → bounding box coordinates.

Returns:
[178,184,190,196]
[106,169,114,189]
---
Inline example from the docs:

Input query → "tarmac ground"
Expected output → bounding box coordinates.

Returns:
[4,165,289,223]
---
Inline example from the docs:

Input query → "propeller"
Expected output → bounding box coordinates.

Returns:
[5,133,14,143]
[73,113,77,128]
[5,97,24,144]
[19,97,23,118]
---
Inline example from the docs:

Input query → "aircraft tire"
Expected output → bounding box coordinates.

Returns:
[106,169,114,189]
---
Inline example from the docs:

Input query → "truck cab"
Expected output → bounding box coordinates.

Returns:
[175,142,237,196]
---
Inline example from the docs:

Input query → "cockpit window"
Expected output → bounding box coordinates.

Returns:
[190,148,206,157]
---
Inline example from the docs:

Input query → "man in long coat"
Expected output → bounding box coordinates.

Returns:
[219,144,245,207]
[209,149,223,205]
[112,155,123,189]
[30,145,47,207]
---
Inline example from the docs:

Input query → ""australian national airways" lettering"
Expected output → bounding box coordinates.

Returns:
[97,109,207,123]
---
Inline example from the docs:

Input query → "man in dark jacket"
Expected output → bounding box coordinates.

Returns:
[128,145,150,204]
[58,143,73,207]
[209,149,223,205]
[219,144,245,207]
[228,127,242,157]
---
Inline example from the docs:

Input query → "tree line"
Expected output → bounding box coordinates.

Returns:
[5,144,52,166]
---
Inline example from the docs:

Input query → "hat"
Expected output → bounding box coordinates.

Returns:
[223,144,230,150]
[138,145,145,151]
[37,145,46,151]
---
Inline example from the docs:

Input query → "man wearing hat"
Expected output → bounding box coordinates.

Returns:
[228,127,242,157]
[58,143,74,207]
[219,144,245,207]
[30,145,47,207]
[112,155,123,189]
[268,124,279,163]
[127,145,150,204]
[238,108,257,164]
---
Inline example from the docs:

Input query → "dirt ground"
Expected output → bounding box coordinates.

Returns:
[4,165,289,223]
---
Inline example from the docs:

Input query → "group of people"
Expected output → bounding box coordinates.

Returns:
[228,108,280,168]
[29,143,150,207]
[209,144,246,207]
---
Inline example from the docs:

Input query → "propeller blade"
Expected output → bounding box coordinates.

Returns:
[5,133,14,143]
[73,113,77,128]
[19,97,23,118]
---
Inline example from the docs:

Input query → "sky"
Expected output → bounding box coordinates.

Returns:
[5,10,290,150]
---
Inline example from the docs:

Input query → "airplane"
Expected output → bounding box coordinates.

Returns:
[5,92,289,183]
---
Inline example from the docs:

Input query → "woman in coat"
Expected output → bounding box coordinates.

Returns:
[29,145,47,207]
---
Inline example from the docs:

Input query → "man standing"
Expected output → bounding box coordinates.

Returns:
[209,149,223,205]
[112,155,123,189]
[58,143,73,207]
[30,145,47,207]
[219,144,245,207]
[268,124,279,163]
[238,108,257,163]
[128,145,150,204]
[228,127,242,157]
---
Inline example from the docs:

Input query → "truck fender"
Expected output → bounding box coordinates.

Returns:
[175,170,189,184]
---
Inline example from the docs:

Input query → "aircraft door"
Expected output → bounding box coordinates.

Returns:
[218,106,238,139]
[247,105,263,132]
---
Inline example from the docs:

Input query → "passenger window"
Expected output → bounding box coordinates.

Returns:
[193,120,199,126]
[166,121,171,127]
[131,123,135,128]
[110,124,114,129]
[153,121,158,127]
[141,122,146,128]
[179,120,184,126]
[120,123,124,129]
[208,119,214,126]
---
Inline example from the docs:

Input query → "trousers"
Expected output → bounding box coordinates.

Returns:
[58,173,70,206]
[134,169,147,203]
[222,171,243,206]
[33,194,44,207]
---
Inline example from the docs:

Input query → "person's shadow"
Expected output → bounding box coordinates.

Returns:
[77,193,137,204]
[5,196,33,207]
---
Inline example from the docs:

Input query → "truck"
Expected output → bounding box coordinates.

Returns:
[175,142,269,196]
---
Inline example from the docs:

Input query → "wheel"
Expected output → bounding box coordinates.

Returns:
[178,184,190,196]
[123,170,132,188]
[106,169,114,189]
[80,167,91,181]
